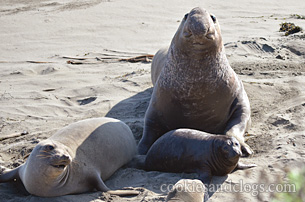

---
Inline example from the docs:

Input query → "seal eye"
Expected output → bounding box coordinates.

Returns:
[210,14,216,23]
[184,13,189,20]
[46,145,54,151]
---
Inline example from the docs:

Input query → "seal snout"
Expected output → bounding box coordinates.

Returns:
[51,154,71,169]
[231,144,243,159]
[183,7,217,45]
[184,15,209,40]
[222,138,243,160]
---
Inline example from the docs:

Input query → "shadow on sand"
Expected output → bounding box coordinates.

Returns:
[105,87,230,200]
[105,88,153,142]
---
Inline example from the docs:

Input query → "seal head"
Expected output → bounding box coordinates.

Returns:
[20,140,73,196]
[173,7,222,57]
[212,136,242,175]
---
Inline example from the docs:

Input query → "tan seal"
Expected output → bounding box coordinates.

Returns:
[138,7,253,156]
[166,179,206,202]
[0,117,138,197]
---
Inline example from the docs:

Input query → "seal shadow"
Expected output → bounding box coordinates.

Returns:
[0,180,102,201]
[208,175,228,198]
[0,180,29,196]
[105,88,153,142]
[104,88,230,199]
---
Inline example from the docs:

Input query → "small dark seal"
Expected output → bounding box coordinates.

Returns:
[145,129,256,184]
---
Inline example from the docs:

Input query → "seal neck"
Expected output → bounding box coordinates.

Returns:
[161,47,230,90]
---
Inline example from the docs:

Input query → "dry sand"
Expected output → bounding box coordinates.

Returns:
[0,0,304,201]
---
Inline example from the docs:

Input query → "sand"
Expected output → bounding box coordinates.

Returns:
[0,0,304,201]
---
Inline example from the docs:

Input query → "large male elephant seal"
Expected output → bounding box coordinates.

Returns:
[0,117,137,197]
[138,7,253,156]
[145,129,256,184]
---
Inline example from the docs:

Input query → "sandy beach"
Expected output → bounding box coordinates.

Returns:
[0,0,304,201]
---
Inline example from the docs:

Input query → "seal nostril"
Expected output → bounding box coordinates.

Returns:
[184,13,189,20]
[210,14,216,23]
[63,155,70,160]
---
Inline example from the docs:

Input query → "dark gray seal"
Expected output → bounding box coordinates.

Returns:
[138,7,253,156]
[0,117,138,197]
[145,129,256,184]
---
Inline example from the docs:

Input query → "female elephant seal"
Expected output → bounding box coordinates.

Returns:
[145,129,256,184]
[139,7,253,156]
[0,117,138,197]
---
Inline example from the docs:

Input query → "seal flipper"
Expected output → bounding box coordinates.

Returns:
[95,176,140,196]
[232,162,257,173]
[138,114,168,155]
[240,142,254,157]
[197,170,212,202]
[95,176,110,192]
[0,166,21,183]
[125,155,146,170]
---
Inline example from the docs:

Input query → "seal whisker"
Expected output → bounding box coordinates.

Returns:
[71,159,80,166]
[36,154,53,159]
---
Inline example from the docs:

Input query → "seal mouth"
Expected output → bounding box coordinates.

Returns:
[50,155,71,169]
[51,159,70,169]
[52,164,66,169]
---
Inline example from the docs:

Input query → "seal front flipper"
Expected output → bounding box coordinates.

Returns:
[95,175,110,192]
[0,166,20,183]
[240,142,254,157]
[225,130,253,157]
[197,170,212,202]
[125,155,146,170]
[232,162,257,173]
[95,176,140,196]
[138,110,168,155]
[225,90,253,157]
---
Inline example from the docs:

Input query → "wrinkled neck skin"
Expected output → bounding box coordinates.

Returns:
[209,139,239,176]
[159,9,231,96]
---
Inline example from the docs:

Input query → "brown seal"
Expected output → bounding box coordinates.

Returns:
[0,117,138,197]
[138,7,253,156]
[145,129,256,184]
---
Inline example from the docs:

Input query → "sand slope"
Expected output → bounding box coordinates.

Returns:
[0,0,304,201]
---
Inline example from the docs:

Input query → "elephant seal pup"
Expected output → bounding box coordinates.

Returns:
[0,117,138,197]
[138,7,253,156]
[145,129,256,184]
[166,179,206,202]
